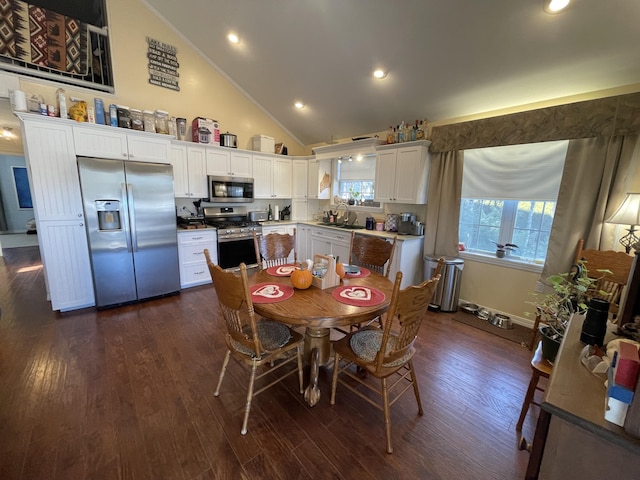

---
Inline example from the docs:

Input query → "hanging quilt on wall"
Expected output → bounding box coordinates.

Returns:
[0,0,88,75]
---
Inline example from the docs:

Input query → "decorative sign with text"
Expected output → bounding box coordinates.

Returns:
[147,37,180,91]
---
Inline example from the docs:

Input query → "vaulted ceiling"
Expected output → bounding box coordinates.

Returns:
[143,0,640,146]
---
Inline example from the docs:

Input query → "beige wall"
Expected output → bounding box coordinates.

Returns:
[15,0,306,156]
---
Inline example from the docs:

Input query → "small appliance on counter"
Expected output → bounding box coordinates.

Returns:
[248,210,268,222]
[398,212,416,234]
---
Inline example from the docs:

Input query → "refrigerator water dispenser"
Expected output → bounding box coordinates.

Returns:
[95,200,122,231]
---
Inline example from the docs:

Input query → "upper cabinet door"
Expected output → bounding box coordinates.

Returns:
[126,134,170,163]
[292,159,308,198]
[73,125,128,160]
[186,145,208,198]
[170,144,189,197]
[206,147,231,176]
[252,154,272,198]
[230,150,252,177]
[374,150,397,202]
[272,157,292,198]
[22,120,83,221]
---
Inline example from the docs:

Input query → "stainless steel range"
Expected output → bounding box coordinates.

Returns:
[203,206,262,270]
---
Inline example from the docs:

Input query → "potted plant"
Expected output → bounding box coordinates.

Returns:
[348,187,361,206]
[494,242,518,258]
[527,261,607,362]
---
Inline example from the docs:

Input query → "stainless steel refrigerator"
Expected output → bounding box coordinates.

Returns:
[77,156,180,308]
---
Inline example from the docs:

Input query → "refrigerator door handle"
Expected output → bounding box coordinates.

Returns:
[121,182,133,252]
[127,183,139,252]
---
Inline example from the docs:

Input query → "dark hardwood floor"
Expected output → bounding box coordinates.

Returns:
[0,247,536,479]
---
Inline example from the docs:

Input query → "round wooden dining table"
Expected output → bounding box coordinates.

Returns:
[248,268,394,406]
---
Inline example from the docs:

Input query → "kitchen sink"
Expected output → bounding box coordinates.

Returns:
[316,222,365,229]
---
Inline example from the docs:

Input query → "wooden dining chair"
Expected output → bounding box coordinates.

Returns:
[203,249,304,435]
[574,238,633,318]
[349,234,397,279]
[330,258,443,454]
[346,234,398,331]
[253,228,297,270]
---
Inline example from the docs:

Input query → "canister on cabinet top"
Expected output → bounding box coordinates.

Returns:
[143,110,156,132]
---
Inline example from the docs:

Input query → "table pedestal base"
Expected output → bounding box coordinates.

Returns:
[303,327,330,407]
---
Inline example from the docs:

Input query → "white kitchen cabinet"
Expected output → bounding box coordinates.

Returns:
[206,146,252,177]
[18,114,95,310]
[310,227,351,264]
[252,154,292,199]
[296,224,313,261]
[351,233,424,288]
[170,143,208,198]
[177,229,217,288]
[292,159,308,199]
[374,141,430,204]
[73,124,171,163]
[37,220,95,311]
[291,198,309,221]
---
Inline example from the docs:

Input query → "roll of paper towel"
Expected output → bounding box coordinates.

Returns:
[274,205,280,221]
[9,89,26,112]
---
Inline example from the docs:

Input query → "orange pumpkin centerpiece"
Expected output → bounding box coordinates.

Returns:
[336,262,346,279]
[291,265,313,289]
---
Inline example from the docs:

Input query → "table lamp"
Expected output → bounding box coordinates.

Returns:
[606,193,640,254]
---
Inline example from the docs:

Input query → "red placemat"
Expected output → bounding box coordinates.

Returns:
[332,285,385,307]
[344,266,371,278]
[266,264,299,277]
[250,283,294,304]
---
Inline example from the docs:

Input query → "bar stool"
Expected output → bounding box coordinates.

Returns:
[516,341,553,432]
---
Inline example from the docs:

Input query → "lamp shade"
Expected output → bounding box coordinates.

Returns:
[606,193,640,226]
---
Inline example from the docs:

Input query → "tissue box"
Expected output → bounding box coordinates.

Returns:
[252,135,275,153]
[614,342,640,391]
[605,395,631,427]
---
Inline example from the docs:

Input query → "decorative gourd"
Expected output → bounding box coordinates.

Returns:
[336,262,346,279]
[291,266,313,289]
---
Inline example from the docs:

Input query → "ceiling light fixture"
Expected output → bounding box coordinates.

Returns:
[1,127,15,139]
[227,33,240,44]
[543,0,570,14]
[373,69,387,79]
[294,101,305,109]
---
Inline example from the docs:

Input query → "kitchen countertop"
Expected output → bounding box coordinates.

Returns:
[176,221,424,240]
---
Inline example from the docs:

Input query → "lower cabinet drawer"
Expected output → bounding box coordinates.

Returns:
[180,262,212,288]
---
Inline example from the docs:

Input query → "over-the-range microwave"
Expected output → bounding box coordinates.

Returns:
[208,175,254,203]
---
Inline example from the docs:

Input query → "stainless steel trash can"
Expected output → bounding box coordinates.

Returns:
[424,256,464,312]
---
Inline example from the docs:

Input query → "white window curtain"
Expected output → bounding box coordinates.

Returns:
[462,141,569,201]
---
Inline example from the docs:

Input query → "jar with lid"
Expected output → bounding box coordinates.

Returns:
[154,110,169,134]
[168,116,177,137]
[143,110,156,132]
[130,109,143,131]
[116,105,131,129]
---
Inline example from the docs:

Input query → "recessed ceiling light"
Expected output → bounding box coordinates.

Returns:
[543,0,570,14]
[294,101,305,109]
[373,69,387,79]
[227,33,240,44]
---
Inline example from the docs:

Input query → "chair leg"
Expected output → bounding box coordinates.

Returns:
[381,376,393,454]
[528,315,541,351]
[214,350,231,396]
[330,351,341,405]
[241,362,258,435]
[408,361,424,415]
[296,345,304,394]
[516,370,540,431]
